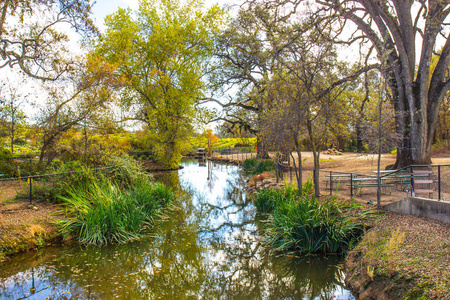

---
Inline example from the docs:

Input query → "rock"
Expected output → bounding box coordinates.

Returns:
[27,204,38,210]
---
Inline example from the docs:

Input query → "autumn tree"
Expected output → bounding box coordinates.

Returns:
[205,129,219,156]
[95,0,224,169]
[35,56,120,163]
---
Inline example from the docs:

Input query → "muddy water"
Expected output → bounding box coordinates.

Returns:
[0,160,354,299]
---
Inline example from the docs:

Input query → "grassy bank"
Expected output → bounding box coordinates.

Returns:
[0,208,61,261]
[0,155,175,259]
[345,212,450,299]
[253,182,374,255]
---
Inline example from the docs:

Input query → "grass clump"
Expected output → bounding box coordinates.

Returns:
[242,158,275,176]
[58,177,174,245]
[254,180,372,255]
[253,183,300,213]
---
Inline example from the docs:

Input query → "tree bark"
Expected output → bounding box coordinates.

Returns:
[256,132,270,159]
[323,0,450,168]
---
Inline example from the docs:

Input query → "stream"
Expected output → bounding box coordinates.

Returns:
[0,160,354,299]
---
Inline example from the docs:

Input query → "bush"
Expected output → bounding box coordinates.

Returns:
[58,178,174,244]
[254,182,372,255]
[0,147,16,176]
[105,155,152,187]
[242,158,275,176]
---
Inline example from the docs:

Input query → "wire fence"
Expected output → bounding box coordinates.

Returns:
[0,167,112,205]
[211,148,257,162]
[276,162,450,204]
[209,149,450,205]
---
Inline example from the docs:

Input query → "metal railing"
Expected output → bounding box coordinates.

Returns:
[275,161,450,202]
[211,148,257,162]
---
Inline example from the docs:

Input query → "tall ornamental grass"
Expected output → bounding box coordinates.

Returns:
[253,181,372,255]
[58,178,174,245]
[242,158,275,176]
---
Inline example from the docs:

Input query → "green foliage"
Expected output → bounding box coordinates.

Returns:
[242,158,275,176]
[58,178,174,245]
[95,0,225,169]
[253,184,299,213]
[105,155,152,187]
[0,147,15,176]
[254,182,371,255]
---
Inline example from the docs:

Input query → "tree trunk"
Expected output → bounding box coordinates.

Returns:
[292,130,302,188]
[312,148,320,198]
[356,125,363,153]
[306,116,320,198]
[256,133,269,159]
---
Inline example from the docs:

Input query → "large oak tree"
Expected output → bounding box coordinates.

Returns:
[316,0,450,167]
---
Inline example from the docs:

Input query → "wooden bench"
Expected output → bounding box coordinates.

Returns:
[412,170,435,198]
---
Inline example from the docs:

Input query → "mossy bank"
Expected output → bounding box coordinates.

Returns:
[345,211,450,299]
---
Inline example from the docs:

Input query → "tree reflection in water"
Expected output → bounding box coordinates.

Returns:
[0,160,353,299]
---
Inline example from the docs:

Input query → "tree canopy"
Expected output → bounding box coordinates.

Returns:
[0,0,97,80]
[94,0,225,168]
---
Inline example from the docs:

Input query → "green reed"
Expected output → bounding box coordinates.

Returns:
[253,181,371,255]
[58,177,174,245]
[242,158,275,176]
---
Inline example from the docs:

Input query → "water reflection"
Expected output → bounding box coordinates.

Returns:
[0,160,354,299]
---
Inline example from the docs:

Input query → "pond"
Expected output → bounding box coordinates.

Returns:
[0,160,354,299]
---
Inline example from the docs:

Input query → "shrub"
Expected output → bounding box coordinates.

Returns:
[58,178,174,244]
[254,183,372,255]
[242,158,275,176]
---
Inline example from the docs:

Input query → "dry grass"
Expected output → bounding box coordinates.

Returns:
[345,212,450,299]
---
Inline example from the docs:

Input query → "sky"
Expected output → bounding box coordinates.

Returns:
[91,0,139,31]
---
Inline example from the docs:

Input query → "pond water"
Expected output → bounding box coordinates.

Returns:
[0,160,354,299]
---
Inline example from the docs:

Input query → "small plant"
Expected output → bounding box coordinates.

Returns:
[385,228,406,276]
[367,265,375,281]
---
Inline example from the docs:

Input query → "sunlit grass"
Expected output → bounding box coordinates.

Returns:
[58,177,174,245]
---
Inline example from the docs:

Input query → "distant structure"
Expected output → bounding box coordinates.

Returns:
[196,148,207,166]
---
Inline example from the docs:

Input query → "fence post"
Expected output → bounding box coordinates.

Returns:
[438,165,441,201]
[330,171,332,195]
[350,173,353,198]
[410,166,415,197]
[276,161,279,183]
[28,176,32,205]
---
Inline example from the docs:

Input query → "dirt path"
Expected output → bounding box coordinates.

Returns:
[0,180,61,261]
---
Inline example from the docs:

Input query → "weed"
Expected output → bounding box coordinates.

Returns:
[385,228,406,276]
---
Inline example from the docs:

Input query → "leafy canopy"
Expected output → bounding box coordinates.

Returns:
[95,0,225,168]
